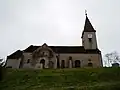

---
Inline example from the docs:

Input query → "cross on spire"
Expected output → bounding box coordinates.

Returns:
[85,10,87,16]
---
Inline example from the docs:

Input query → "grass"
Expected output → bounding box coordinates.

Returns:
[1,67,120,90]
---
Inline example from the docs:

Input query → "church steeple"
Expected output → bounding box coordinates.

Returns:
[81,12,98,50]
[81,13,96,38]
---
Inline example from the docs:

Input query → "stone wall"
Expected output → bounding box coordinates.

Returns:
[6,52,102,69]
[6,58,21,68]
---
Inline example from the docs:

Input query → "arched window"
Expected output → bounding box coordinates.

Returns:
[56,56,60,68]
[61,60,65,68]
[88,59,93,67]
[88,62,93,67]
[89,38,92,42]
[75,60,81,68]
[69,56,72,60]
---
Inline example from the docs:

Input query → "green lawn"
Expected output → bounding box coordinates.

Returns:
[1,68,120,90]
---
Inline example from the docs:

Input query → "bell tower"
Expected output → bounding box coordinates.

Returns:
[81,13,98,50]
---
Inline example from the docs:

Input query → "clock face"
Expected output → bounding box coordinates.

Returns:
[88,34,92,38]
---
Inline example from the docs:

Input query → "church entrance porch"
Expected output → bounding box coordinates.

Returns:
[75,60,81,68]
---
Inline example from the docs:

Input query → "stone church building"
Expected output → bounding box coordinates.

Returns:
[6,14,103,69]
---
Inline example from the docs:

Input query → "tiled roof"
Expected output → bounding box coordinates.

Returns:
[23,45,101,54]
[7,45,101,59]
[7,50,23,59]
[49,46,85,53]
[23,45,39,52]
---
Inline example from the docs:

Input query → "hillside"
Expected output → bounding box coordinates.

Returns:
[1,68,120,90]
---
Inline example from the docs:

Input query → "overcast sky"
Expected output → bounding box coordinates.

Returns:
[0,0,120,63]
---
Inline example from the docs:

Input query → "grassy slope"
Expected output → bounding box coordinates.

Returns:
[1,68,120,90]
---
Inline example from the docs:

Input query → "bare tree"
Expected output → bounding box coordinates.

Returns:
[104,51,120,67]
[104,59,107,67]
[105,53,111,67]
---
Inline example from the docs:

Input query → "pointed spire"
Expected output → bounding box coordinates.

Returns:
[81,12,96,38]
[83,12,96,32]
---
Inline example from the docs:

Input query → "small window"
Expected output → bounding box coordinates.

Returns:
[41,52,45,56]
[88,59,91,62]
[27,59,30,63]
[88,62,93,67]
[69,56,72,60]
[89,38,92,42]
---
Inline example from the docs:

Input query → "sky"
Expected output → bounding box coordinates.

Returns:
[0,0,120,65]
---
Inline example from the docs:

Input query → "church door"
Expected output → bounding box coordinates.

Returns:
[75,60,80,68]
[40,59,45,68]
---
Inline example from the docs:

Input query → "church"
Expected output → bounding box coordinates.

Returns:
[6,14,103,69]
